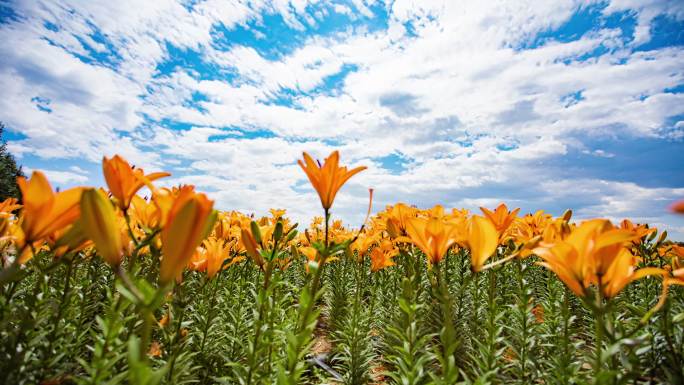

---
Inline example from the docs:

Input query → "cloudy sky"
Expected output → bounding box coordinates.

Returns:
[1,0,683,237]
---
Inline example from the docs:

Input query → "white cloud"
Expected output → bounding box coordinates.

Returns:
[1,0,683,239]
[24,168,89,185]
[605,0,684,45]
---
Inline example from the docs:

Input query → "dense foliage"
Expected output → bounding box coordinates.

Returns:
[0,151,682,385]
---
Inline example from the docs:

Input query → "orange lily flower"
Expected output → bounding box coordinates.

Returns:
[641,267,684,317]
[0,198,21,214]
[466,215,499,272]
[158,313,170,328]
[151,187,180,227]
[103,155,170,211]
[190,237,236,278]
[385,203,416,238]
[204,238,234,278]
[130,195,160,230]
[1,218,28,262]
[300,245,319,265]
[211,214,231,240]
[509,210,554,257]
[670,200,684,214]
[426,204,446,219]
[533,219,644,297]
[159,187,216,284]
[350,232,378,260]
[297,151,366,210]
[532,304,544,323]
[480,203,520,240]
[601,249,665,298]
[147,341,162,357]
[189,247,207,272]
[269,208,286,219]
[671,244,684,259]
[17,171,84,244]
[300,245,335,272]
[405,216,459,265]
[619,219,656,243]
[370,239,397,272]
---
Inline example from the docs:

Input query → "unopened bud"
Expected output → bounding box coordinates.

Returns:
[657,231,668,244]
[273,221,283,242]
[562,209,573,223]
[286,229,298,242]
[250,221,262,245]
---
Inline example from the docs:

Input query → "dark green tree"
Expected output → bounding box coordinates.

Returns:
[0,122,24,201]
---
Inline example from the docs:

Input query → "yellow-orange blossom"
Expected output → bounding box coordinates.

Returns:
[297,151,366,210]
[17,171,84,244]
[159,187,216,284]
[405,217,459,265]
[533,219,660,297]
[103,155,170,211]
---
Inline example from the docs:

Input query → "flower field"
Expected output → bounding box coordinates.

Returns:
[1,151,683,385]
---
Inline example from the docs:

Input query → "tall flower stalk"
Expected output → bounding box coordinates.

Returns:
[534,219,666,383]
[278,151,366,384]
[241,218,296,384]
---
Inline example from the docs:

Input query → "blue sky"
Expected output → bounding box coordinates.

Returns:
[1,0,683,238]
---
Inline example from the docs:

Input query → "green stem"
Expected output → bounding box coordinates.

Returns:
[296,209,331,334]
[594,280,605,382]
[486,269,498,372]
[55,258,75,324]
[140,307,154,363]
[471,267,480,337]
[124,211,140,248]
[246,262,273,385]
[561,286,571,382]
[167,282,190,381]
[324,208,329,249]
[90,295,124,385]
[200,277,220,354]
[517,260,528,382]
[282,209,331,381]
[434,262,457,382]
[45,258,76,361]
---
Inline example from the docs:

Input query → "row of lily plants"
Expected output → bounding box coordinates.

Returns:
[0,151,683,384]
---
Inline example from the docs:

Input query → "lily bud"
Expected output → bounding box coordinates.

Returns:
[561,209,573,223]
[250,220,263,246]
[290,244,300,259]
[80,188,123,267]
[241,228,264,267]
[286,228,298,243]
[657,231,667,244]
[159,191,215,284]
[273,221,284,242]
